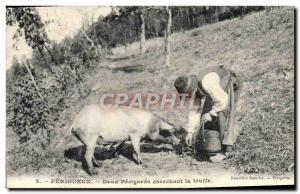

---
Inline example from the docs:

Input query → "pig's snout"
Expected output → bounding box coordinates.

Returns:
[167,134,180,146]
[156,129,180,146]
[172,135,181,146]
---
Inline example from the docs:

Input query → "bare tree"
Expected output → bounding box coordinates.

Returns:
[139,12,146,55]
[165,6,172,66]
[80,29,99,56]
[23,60,46,103]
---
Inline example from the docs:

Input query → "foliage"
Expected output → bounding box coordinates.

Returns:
[85,6,265,49]
[7,7,48,49]
[7,72,57,147]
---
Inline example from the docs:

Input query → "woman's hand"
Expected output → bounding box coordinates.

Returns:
[201,112,212,123]
[185,132,193,146]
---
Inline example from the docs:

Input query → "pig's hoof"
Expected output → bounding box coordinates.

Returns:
[88,168,98,176]
[137,158,143,164]
[133,154,142,164]
[92,158,102,167]
[114,151,120,158]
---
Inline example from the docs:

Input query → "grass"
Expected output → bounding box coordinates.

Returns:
[7,7,294,177]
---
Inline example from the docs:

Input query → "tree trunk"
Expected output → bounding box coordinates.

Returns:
[124,29,128,56]
[186,8,191,29]
[165,6,172,66]
[94,29,103,57]
[44,43,58,65]
[95,40,102,57]
[80,29,99,56]
[140,13,146,55]
[179,8,184,31]
[215,7,219,22]
[38,47,53,74]
[23,61,46,103]
[66,66,82,84]
[191,8,195,27]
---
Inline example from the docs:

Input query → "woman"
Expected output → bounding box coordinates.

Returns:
[174,65,242,162]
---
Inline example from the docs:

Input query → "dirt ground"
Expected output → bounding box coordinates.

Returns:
[60,142,231,179]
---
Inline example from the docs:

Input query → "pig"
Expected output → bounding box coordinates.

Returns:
[70,104,180,175]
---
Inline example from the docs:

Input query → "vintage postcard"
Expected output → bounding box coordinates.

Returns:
[6,6,295,189]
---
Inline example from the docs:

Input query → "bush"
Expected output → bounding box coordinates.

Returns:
[7,74,59,148]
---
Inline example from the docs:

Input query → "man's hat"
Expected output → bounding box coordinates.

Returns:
[174,75,197,94]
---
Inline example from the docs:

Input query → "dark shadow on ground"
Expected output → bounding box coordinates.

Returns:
[112,64,144,73]
[64,145,117,163]
[64,141,176,173]
[97,64,147,73]
[104,55,136,62]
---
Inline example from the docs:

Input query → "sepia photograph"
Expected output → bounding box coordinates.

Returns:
[5,5,295,189]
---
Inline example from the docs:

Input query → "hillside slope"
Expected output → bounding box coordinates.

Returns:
[86,7,295,175]
[7,7,294,180]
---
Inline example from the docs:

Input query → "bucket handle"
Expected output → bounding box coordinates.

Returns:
[201,121,206,142]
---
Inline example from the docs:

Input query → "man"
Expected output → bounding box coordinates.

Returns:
[174,65,242,162]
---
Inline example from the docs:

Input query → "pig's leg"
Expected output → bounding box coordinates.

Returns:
[72,128,99,175]
[92,157,102,167]
[85,136,98,175]
[113,140,125,158]
[129,134,143,164]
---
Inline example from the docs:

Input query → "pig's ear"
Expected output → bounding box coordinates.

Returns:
[160,120,176,132]
[165,125,176,133]
[169,127,176,133]
[155,120,161,130]
[148,117,161,133]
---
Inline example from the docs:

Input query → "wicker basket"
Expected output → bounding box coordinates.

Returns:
[197,128,221,153]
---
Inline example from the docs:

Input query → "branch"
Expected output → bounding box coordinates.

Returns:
[23,61,46,103]
[80,29,99,55]
[65,66,82,84]
[43,43,59,65]
[38,46,54,74]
